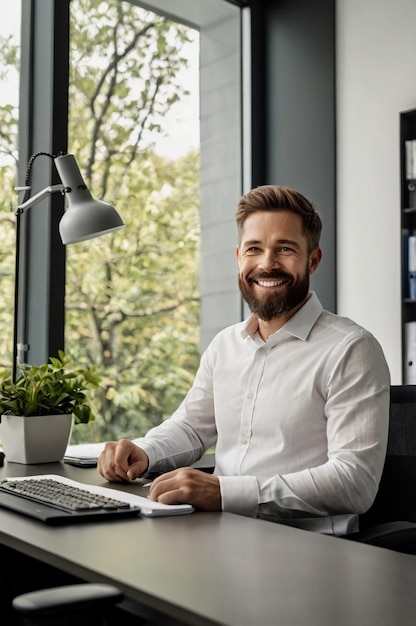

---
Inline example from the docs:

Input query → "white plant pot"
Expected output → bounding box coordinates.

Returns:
[0,413,73,464]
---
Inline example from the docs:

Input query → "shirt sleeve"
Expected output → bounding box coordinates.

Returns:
[132,351,218,475]
[219,333,391,520]
[133,414,213,476]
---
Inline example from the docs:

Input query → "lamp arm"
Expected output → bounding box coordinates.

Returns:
[14,184,66,215]
[12,183,66,381]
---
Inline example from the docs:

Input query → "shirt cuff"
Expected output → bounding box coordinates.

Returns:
[218,475,259,517]
[131,438,159,475]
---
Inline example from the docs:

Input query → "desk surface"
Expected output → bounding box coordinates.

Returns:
[1,460,416,626]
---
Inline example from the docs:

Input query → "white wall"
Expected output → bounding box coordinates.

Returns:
[336,0,416,383]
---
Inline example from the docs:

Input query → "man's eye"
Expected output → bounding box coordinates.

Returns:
[245,247,260,253]
[279,246,293,253]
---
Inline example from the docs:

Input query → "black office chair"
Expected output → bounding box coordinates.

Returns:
[346,384,416,553]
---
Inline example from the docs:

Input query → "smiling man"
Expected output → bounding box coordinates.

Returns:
[236,206,321,335]
[98,185,390,533]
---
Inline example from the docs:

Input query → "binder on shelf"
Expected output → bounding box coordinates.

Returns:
[405,140,416,180]
[407,236,416,299]
[409,236,416,271]
[404,322,416,384]
[409,274,416,300]
[403,230,410,298]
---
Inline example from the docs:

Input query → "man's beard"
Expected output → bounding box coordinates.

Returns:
[238,269,310,322]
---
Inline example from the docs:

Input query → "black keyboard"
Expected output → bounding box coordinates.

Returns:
[0,477,141,525]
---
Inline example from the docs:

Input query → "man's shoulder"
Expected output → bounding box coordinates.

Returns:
[317,308,375,341]
[214,319,247,340]
[205,320,248,350]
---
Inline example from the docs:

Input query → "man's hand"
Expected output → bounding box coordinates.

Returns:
[97,439,149,482]
[148,468,222,511]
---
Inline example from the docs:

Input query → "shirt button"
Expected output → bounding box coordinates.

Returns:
[247,393,253,400]
[241,438,248,445]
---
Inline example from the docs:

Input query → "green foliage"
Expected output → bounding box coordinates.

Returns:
[0,32,19,371]
[66,148,200,442]
[64,1,201,444]
[0,351,100,423]
[68,0,193,189]
[0,34,19,164]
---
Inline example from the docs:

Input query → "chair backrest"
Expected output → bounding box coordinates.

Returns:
[359,385,416,529]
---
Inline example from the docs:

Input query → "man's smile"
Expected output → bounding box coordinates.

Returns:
[248,272,293,290]
[254,278,289,288]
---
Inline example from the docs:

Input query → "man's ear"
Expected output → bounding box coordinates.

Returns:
[236,245,241,265]
[309,247,322,275]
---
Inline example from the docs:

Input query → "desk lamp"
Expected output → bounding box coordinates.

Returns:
[13,152,125,381]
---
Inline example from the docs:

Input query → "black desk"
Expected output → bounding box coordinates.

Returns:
[1,460,416,625]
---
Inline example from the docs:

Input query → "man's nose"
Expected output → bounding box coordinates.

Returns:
[259,250,280,272]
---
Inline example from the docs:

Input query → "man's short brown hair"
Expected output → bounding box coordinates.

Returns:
[236,185,322,252]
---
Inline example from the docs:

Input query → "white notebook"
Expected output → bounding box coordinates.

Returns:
[64,442,106,466]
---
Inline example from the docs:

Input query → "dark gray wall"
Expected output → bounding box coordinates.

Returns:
[251,0,336,312]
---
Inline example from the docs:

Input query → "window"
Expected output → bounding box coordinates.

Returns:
[67,0,201,442]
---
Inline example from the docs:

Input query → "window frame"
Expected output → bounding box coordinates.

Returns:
[16,0,69,369]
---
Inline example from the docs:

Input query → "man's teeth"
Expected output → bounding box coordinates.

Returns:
[257,280,285,287]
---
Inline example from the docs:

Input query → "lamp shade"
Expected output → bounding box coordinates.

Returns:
[54,154,124,244]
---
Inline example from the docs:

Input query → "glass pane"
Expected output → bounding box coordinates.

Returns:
[67,0,200,443]
[0,2,21,371]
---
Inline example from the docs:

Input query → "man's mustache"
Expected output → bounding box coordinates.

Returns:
[248,270,292,282]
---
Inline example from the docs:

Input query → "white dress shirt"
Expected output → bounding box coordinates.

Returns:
[134,292,390,525]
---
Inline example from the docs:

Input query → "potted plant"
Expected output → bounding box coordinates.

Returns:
[0,351,100,464]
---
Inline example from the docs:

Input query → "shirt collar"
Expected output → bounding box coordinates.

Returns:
[242,292,323,342]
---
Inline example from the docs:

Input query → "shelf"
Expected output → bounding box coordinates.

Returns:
[401,109,416,383]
